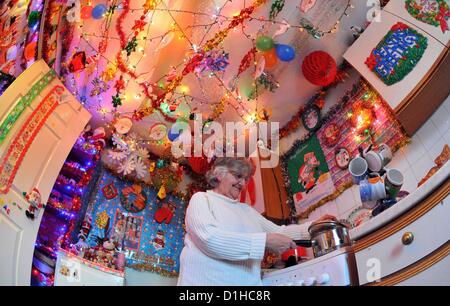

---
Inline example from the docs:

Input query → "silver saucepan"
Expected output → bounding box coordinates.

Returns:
[294,221,352,258]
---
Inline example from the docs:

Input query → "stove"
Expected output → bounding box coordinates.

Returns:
[262,246,359,286]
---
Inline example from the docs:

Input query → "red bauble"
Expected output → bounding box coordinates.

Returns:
[302,51,337,87]
[188,156,211,175]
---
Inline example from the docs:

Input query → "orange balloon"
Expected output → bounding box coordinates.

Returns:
[262,48,278,69]
[24,42,37,61]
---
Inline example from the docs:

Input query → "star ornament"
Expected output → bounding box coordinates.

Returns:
[115,76,125,92]
[132,19,147,33]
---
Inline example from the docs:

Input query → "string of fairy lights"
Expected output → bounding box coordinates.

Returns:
[67,0,354,135]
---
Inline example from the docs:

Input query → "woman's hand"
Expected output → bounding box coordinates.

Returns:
[266,233,297,255]
[311,214,337,225]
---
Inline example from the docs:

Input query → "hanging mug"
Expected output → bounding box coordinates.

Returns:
[378,143,393,166]
[359,174,386,204]
[349,157,368,184]
[384,168,404,199]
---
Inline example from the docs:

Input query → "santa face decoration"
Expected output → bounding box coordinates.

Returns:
[335,147,350,170]
[114,117,133,135]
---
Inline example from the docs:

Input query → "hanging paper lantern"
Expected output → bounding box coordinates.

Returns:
[261,48,278,68]
[256,36,274,51]
[81,6,93,19]
[301,51,337,87]
[275,44,296,62]
[24,42,37,61]
[92,4,107,19]
[188,156,211,175]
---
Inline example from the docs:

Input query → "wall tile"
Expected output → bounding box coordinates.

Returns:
[411,154,435,184]
[401,136,427,165]
[401,168,418,194]
[431,104,450,137]
[336,188,358,215]
[416,118,440,149]
[319,200,339,218]
[426,136,447,162]
[387,149,410,173]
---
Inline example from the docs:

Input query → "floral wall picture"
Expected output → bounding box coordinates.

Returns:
[365,22,428,86]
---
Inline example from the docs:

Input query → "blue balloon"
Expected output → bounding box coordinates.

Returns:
[275,44,296,62]
[92,4,107,19]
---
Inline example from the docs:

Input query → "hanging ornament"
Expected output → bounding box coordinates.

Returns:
[302,51,337,86]
[157,185,167,200]
[149,123,168,141]
[125,37,138,56]
[256,36,274,51]
[269,0,286,20]
[300,0,317,13]
[28,11,41,28]
[149,161,156,173]
[156,159,165,169]
[261,48,278,68]
[405,0,450,33]
[113,116,133,134]
[92,4,107,19]
[24,42,37,62]
[275,44,296,62]
[112,94,123,108]
[188,156,211,175]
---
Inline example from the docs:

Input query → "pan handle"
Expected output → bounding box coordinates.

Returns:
[293,240,313,247]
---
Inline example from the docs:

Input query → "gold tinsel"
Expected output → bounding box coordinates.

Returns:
[96,211,110,229]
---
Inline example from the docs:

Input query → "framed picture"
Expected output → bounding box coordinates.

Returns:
[335,147,351,170]
[301,105,322,132]
[112,209,143,252]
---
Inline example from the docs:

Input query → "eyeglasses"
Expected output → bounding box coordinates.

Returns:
[228,170,250,182]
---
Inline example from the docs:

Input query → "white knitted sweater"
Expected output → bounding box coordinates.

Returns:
[177,190,311,286]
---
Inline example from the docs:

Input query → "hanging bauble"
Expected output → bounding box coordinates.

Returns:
[92,4,107,19]
[256,36,274,51]
[261,48,278,68]
[301,51,337,86]
[28,11,40,28]
[24,42,37,61]
[81,6,93,19]
[275,44,296,62]
[188,156,211,175]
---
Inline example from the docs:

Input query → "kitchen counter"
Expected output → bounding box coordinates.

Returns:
[349,161,450,241]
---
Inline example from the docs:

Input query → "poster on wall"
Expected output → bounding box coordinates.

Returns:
[284,135,336,215]
[365,22,428,86]
[86,166,186,277]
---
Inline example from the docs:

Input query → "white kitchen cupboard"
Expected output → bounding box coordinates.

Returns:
[354,181,450,286]
[0,60,91,285]
[343,0,450,136]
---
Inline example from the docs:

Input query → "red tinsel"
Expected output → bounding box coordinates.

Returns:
[237,47,256,77]
[116,0,130,49]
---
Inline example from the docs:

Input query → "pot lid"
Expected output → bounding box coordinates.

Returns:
[308,220,347,234]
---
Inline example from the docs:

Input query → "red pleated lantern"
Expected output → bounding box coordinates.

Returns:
[188,156,211,175]
[302,51,337,87]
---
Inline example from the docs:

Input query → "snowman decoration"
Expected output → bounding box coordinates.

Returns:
[24,188,44,220]
[152,230,166,251]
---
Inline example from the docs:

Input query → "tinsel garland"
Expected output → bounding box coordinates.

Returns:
[269,0,286,20]
[116,0,130,49]
[278,62,351,139]
[280,79,411,219]
[248,72,279,100]
[134,0,267,121]
[237,47,256,77]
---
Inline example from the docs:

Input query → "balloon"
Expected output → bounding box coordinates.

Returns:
[92,4,107,19]
[256,36,274,52]
[81,6,93,19]
[261,48,278,68]
[275,44,296,62]
[24,42,37,61]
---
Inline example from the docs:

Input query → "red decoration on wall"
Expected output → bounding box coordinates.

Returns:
[301,51,337,87]
[188,156,212,175]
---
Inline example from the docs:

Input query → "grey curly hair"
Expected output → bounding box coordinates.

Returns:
[205,157,254,188]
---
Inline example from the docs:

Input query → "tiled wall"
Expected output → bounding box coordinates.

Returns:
[301,94,450,223]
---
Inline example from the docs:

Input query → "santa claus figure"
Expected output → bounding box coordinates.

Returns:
[24,188,44,220]
[152,230,166,251]
[113,116,133,135]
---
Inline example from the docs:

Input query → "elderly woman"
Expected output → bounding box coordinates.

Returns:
[177,157,335,286]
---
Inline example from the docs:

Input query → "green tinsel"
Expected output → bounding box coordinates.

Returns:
[112,94,122,107]
[405,0,449,28]
[269,0,286,20]
[125,37,138,56]
[248,72,279,100]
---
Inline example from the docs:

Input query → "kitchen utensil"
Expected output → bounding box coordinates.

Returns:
[349,157,368,184]
[384,168,404,199]
[293,220,352,258]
